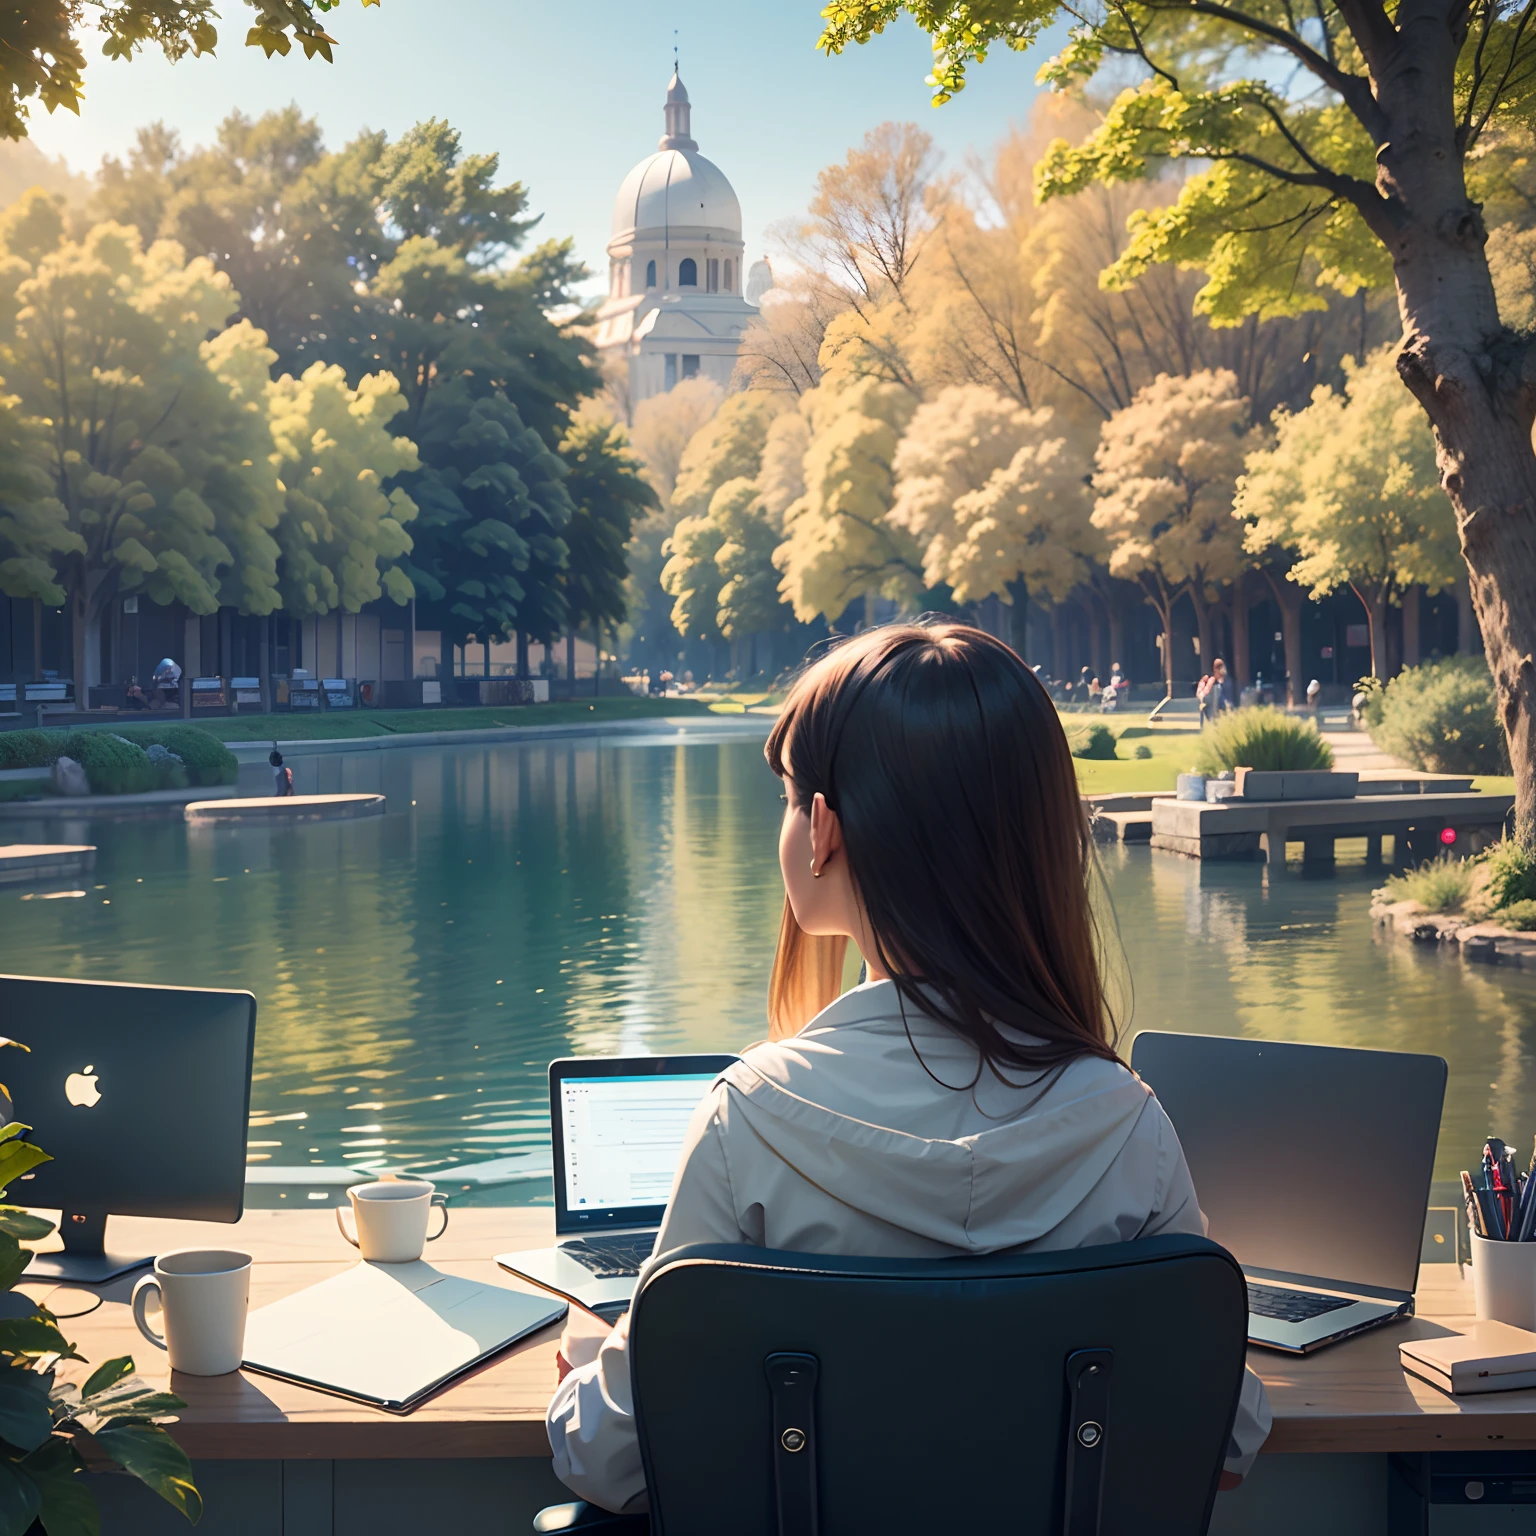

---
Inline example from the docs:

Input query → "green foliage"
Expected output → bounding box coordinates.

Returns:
[3,1,373,142]
[52,733,157,796]
[1368,658,1510,776]
[1495,899,1536,931]
[1380,854,1478,912]
[0,732,52,771]
[1483,840,1536,910]
[111,724,238,786]
[1072,723,1119,760]
[558,417,657,637]
[1133,743,1154,760]
[0,1047,199,1535]
[1191,706,1334,773]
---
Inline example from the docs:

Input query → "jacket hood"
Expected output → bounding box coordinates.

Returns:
[720,979,1154,1252]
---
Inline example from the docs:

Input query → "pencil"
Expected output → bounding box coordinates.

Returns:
[1463,1171,1487,1238]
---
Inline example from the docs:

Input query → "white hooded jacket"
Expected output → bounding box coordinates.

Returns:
[547,979,1272,1510]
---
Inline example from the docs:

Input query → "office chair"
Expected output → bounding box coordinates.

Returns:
[535,1232,1249,1536]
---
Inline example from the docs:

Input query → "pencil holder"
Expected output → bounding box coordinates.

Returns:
[1471,1232,1536,1330]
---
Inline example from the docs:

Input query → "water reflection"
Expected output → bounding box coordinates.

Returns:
[0,733,1531,1198]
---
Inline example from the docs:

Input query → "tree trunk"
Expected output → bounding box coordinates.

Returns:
[1230,574,1251,691]
[1402,584,1420,669]
[1188,587,1216,682]
[1144,581,1176,697]
[483,637,491,678]
[594,625,602,698]
[30,599,42,682]
[566,629,577,685]
[1051,604,1067,682]
[70,586,88,702]
[1086,593,1106,681]
[1260,568,1305,706]
[1006,581,1029,662]
[1377,40,1536,843]
[1353,584,1389,680]
[516,631,529,679]
[1106,593,1125,680]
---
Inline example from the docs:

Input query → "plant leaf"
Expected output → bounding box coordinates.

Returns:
[90,1426,201,1523]
[0,1140,51,1198]
[0,1044,32,1055]
[0,1317,81,1363]
[0,1367,56,1453]
[0,1460,42,1536]
[0,1209,55,1243]
[79,1359,132,1401]
[0,1236,29,1296]
[22,1436,98,1536]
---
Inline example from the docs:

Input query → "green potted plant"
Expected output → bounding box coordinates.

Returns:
[0,1043,200,1535]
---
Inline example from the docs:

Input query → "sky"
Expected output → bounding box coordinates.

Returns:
[25,0,1053,294]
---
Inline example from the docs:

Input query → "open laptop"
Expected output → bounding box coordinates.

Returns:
[496,1054,736,1319]
[1131,1032,1446,1354]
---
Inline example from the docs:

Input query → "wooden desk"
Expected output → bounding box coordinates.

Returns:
[27,1212,1536,1534]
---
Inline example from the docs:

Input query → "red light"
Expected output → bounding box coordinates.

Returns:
[1440,826,1458,846]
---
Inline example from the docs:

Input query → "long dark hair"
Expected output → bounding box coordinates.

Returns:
[765,621,1120,1079]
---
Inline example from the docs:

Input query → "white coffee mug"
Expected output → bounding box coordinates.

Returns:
[336,1178,448,1263]
[1472,1232,1536,1330]
[132,1249,251,1376]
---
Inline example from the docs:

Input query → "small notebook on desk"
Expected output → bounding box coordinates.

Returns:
[242,1260,567,1412]
[1400,1321,1536,1396]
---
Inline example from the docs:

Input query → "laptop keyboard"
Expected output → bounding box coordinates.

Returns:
[1247,1283,1357,1324]
[561,1234,657,1280]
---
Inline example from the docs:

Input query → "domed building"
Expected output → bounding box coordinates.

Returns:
[595,72,763,406]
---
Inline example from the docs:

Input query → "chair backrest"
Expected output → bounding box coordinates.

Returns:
[629,1233,1247,1536]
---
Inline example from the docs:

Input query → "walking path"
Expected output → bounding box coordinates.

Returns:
[1320,726,1412,774]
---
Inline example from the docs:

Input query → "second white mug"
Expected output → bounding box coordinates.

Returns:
[337,1178,449,1262]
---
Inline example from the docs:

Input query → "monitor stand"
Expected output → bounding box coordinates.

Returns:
[25,1210,153,1284]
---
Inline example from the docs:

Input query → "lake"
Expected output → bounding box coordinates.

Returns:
[2,724,1532,1202]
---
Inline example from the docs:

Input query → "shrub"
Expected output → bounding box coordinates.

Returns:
[1380,854,1477,912]
[1133,743,1153,760]
[1072,724,1118,760]
[1191,707,1334,774]
[0,730,56,770]
[1368,656,1509,776]
[113,724,237,785]
[54,731,157,795]
[1496,899,1536,931]
[1481,840,1536,911]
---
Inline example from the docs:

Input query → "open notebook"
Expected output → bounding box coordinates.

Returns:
[242,1261,567,1412]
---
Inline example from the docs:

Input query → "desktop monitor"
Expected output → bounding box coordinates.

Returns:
[0,974,256,1281]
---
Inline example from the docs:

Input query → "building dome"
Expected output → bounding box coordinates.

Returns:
[611,148,742,240]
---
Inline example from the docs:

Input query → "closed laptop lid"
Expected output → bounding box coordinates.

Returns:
[550,1055,736,1236]
[1131,1032,1446,1298]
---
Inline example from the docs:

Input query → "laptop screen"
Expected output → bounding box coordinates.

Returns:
[1131,1032,1446,1298]
[550,1055,736,1233]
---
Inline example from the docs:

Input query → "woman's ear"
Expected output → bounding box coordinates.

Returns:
[809,792,842,874]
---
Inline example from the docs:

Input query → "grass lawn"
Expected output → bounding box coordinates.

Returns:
[1065,721,1201,795]
[212,696,718,743]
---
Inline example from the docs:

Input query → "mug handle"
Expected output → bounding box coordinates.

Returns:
[427,1194,449,1242]
[336,1204,360,1248]
[131,1275,167,1352]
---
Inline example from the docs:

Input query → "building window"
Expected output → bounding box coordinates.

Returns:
[681,355,700,380]
[723,259,732,292]
[679,257,698,287]
[706,258,719,293]
[646,259,657,288]
[664,354,678,390]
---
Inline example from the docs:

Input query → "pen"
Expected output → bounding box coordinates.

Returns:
[1463,1171,1487,1238]
[1480,1171,1508,1240]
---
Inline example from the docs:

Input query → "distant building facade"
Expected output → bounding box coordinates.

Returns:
[594,72,766,406]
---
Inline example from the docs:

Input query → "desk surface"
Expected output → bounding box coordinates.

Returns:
[22,1210,1536,1460]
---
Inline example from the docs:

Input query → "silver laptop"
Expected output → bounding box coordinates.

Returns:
[1131,1032,1446,1354]
[496,1054,736,1320]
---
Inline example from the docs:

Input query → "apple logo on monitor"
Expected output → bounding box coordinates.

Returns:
[64,1065,100,1108]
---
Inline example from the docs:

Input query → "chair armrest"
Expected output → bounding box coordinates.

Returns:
[533,1501,649,1533]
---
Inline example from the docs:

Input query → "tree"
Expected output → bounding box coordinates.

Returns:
[558,414,657,678]
[775,377,922,624]
[819,0,1536,844]
[4,1,373,141]
[0,196,285,686]
[669,392,789,521]
[1091,370,1256,691]
[659,509,727,650]
[628,378,724,505]
[713,477,788,669]
[394,383,569,671]
[1236,347,1461,677]
[266,362,417,619]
